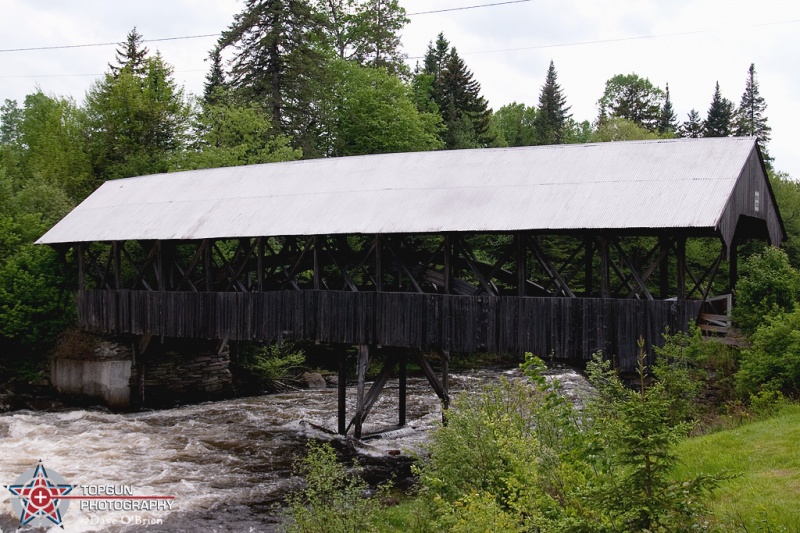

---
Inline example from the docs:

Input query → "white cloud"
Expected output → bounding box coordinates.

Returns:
[1,0,798,176]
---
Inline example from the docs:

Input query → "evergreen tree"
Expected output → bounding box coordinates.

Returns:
[703,81,734,137]
[415,35,495,149]
[218,0,328,154]
[203,46,226,106]
[657,82,678,135]
[734,63,771,151]
[679,109,703,138]
[423,33,450,81]
[438,47,495,149]
[109,27,149,77]
[598,73,664,131]
[532,60,572,145]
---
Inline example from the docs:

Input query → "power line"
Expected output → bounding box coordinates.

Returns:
[0,1,534,54]
[0,34,219,53]
[406,18,800,60]
[407,0,532,16]
[0,69,206,79]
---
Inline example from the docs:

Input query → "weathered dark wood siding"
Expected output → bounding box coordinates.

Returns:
[77,290,701,371]
[718,147,784,248]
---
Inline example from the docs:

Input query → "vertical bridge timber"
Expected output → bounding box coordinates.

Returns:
[74,231,718,437]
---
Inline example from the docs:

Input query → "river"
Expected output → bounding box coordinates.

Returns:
[0,366,589,532]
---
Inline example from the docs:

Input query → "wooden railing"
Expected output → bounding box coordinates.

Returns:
[76,290,702,372]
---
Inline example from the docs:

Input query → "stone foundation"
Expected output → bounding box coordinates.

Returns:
[131,338,234,407]
[51,335,233,409]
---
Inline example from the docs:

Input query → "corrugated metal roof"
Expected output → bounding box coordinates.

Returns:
[37,137,760,244]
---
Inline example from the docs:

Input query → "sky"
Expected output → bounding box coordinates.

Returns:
[1,0,799,177]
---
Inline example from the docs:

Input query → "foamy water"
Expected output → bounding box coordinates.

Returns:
[0,367,588,532]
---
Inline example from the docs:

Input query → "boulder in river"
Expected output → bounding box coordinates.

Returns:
[302,372,327,389]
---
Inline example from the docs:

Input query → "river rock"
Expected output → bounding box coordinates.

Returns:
[302,372,327,389]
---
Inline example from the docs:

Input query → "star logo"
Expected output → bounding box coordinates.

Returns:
[5,461,73,529]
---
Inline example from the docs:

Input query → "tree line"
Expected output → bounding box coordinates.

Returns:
[0,0,790,367]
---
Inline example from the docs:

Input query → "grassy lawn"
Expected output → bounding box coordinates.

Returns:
[673,404,800,531]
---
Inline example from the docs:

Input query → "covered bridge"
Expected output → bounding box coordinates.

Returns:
[38,137,783,434]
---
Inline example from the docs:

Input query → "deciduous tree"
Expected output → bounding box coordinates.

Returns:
[319,59,442,156]
[598,73,664,131]
[317,0,408,74]
[85,53,190,181]
[494,102,536,147]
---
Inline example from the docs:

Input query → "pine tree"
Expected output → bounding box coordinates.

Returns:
[438,47,494,149]
[704,82,734,137]
[203,46,226,106]
[657,83,678,135]
[423,33,450,81]
[533,60,572,145]
[218,0,327,153]
[109,27,149,77]
[734,63,771,148]
[679,109,703,138]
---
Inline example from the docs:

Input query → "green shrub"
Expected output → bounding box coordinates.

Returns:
[586,346,723,531]
[733,246,800,335]
[653,326,739,423]
[284,441,389,533]
[737,307,800,397]
[238,341,305,383]
[411,348,725,532]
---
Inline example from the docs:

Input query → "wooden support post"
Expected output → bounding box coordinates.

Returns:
[113,241,121,290]
[729,237,738,295]
[516,232,526,297]
[442,350,450,413]
[659,235,670,299]
[414,349,448,405]
[156,241,165,291]
[584,237,593,297]
[399,351,407,426]
[313,236,320,290]
[375,235,383,292]
[257,237,264,292]
[354,344,370,439]
[204,239,213,291]
[77,243,86,292]
[338,352,347,435]
[677,236,687,301]
[600,236,611,299]
[444,233,452,294]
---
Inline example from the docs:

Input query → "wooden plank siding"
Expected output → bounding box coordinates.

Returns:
[77,290,702,372]
[718,146,784,251]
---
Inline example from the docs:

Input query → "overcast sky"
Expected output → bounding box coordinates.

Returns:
[1,0,798,177]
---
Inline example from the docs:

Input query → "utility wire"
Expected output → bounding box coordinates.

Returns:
[0,0,535,54]
[0,34,219,53]
[407,0,532,16]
